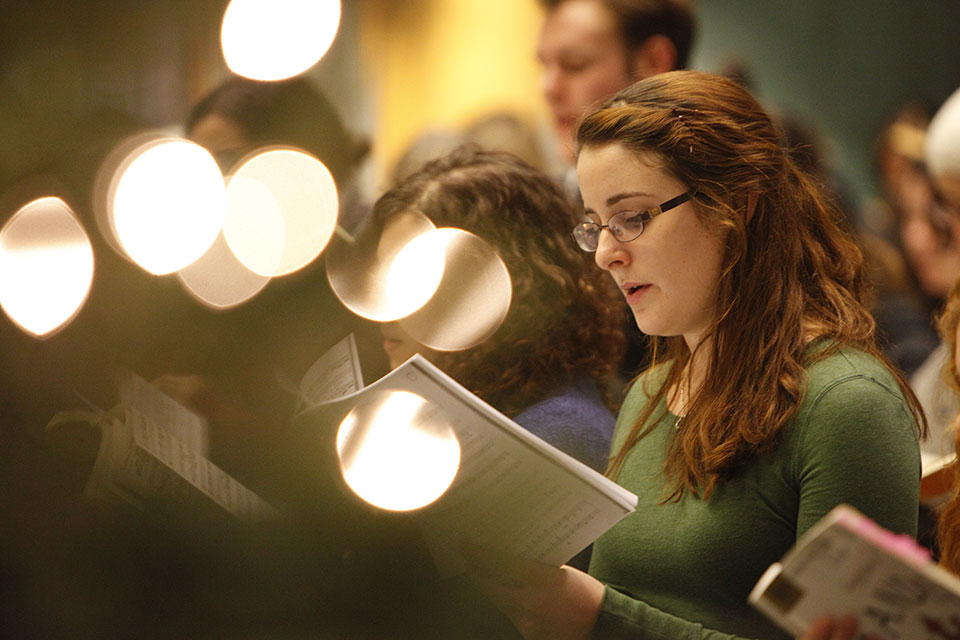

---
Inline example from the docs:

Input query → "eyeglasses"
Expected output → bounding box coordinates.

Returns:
[571,191,694,252]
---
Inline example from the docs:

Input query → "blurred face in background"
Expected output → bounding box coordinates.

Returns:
[379,322,438,370]
[936,174,960,211]
[188,112,248,157]
[538,0,634,163]
[896,164,960,300]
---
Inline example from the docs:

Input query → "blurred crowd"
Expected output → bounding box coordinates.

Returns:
[2,1,960,639]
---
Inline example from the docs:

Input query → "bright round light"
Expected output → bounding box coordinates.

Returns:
[326,210,437,322]
[177,232,270,309]
[223,147,338,277]
[337,391,461,512]
[398,228,512,352]
[222,173,287,277]
[221,0,341,81]
[385,229,446,321]
[0,197,94,337]
[111,138,226,275]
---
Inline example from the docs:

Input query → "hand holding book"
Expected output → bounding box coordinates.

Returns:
[465,548,605,640]
[749,504,960,640]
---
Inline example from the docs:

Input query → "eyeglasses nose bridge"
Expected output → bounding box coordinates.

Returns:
[595,221,624,251]
[593,223,630,266]
[606,212,644,243]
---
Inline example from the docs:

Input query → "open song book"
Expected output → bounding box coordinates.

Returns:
[47,371,277,522]
[294,335,638,575]
[748,504,960,639]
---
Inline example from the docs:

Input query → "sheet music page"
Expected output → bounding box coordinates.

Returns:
[296,354,637,574]
[298,334,364,406]
[119,371,209,456]
[402,363,635,573]
[126,407,276,519]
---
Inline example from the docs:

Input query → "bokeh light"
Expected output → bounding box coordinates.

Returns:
[384,228,446,321]
[110,137,226,275]
[223,147,338,277]
[221,0,342,81]
[398,228,511,352]
[0,197,94,337]
[326,210,437,321]
[92,131,167,259]
[176,232,270,309]
[337,390,460,512]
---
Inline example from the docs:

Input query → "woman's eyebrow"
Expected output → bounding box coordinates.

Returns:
[583,191,654,215]
[607,191,653,207]
[583,191,657,215]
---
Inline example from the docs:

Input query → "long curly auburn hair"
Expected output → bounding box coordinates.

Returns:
[373,145,625,416]
[936,275,960,574]
[576,71,926,499]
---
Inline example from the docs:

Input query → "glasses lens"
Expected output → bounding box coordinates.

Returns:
[572,223,599,251]
[610,210,645,242]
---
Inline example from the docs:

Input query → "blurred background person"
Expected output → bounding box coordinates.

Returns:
[464,111,553,175]
[388,110,552,190]
[388,127,470,187]
[151,75,387,504]
[862,104,942,378]
[909,87,960,480]
[375,145,625,474]
[370,144,625,638]
[186,74,371,233]
[537,0,695,172]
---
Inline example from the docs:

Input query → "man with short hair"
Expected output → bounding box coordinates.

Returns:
[537,0,695,164]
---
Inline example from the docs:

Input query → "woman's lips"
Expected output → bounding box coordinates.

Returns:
[622,283,651,304]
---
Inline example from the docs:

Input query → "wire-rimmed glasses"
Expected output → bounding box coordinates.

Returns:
[572,191,694,252]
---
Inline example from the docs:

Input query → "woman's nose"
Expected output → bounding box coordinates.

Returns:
[594,228,627,271]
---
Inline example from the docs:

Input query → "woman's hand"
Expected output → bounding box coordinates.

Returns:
[151,373,210,411]
[800,616,878,640]
[151,373,236,426]
[467,550,605,640]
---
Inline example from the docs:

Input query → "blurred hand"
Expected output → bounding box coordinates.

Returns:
[466,549,605,640]
[151,373,235,426]
[152,373,209,408]
[801,616,878,640]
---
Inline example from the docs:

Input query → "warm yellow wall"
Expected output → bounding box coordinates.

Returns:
[360,0,548,188]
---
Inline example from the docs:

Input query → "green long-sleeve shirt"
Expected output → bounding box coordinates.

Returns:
[589,346,921,640]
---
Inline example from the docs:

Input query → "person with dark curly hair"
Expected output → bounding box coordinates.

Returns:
[374,145,626,474]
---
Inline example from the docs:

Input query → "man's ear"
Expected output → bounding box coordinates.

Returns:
[630,34,678,80]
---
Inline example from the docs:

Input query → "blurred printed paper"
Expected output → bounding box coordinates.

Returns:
[295,335,638,575]
[749,504,960,639]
